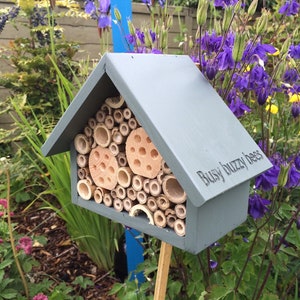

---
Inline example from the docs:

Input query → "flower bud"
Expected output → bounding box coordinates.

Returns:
[280,37,291,54]
[247,0,258,16]
[145,30,153,48]
[127,20,136,36]
[114,7,122,22]
[197,0,209,26]
[167,15,173,29]
[214,18,222,35]
[188,35,193,50]
[278,164,289,187]
[223,7,234,32]
[256,11,269,35]
[232,33,246,62]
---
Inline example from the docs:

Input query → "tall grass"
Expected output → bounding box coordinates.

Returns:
[11,67,122,272]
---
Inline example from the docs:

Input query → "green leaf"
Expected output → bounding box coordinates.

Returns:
[222,261,233,275]
[209,285,231,300]
[1,289,18,300]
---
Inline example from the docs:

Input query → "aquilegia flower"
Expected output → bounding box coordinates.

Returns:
[214,0,239,8]
[248,193,271,219]
[255,163,280,191]
[289,43,300,59]
[278,0,300,16]
[285,164,300,188]
[209,259,218,269]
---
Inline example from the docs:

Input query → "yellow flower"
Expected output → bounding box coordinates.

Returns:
[289,93,300,103]
[265,104,278,114]
[269,48,280,56]
[266,96,272,103]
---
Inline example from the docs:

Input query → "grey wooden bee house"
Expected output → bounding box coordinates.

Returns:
[42,53,271,254]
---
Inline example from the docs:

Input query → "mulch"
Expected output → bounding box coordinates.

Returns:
[13,201,119,299]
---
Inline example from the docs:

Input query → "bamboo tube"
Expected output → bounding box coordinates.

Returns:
[174,219,186,237]
[84,126,93,137]
[119,122,130,137]
[95,109,106,123]
[137,190,148,204]
[77,154,88,168]
[94,124,111,148]
[128,117,138,130]
[126,187,137,201]
[109,142,120,156]
[132,175,144,191]
[94,187,106,204]
[103,193,113,207]
[77,168,89,180]
[156,170,165,185]
[123,107,132,120]
[117,152,127,167]
[165,208,175,216]
[91,138,97,149]
[166,214,176,228]
[129,204,154,225]
[88,146,118,190]
[116,185,126,200]
[157,195,171,211]
[77,179,96,200]
[104,115,115,129]
[143,178,150,194]
[105,96,124,108]
[147,196,158,212]
[74,134,91,155]
[113,109,124,124]
[110,188,117,199]
[113,198,124,212]
[162,175,187,204]
[161,160,171,174]
[126,127,162,178]
[85,176,94,186]
[101,103,112,115]
[123,198,137,212]
[112,131,125,145]
[88,117,97,129]
[175,204,186,219]
[154,210,167,228]
[117,167,133,188]
[149,179,162,197]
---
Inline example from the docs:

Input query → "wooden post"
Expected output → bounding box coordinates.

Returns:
[154,241,173,300]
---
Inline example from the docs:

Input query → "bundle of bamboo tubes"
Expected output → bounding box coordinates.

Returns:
[74,95,187,237]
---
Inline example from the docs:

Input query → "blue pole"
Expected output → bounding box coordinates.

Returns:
[110,0,144,284]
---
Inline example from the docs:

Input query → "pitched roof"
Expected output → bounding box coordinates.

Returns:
[42,53,271,207]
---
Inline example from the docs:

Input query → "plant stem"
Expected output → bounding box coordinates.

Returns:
[5,167,30,299]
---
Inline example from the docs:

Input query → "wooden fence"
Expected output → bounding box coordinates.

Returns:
[0,1,197,130]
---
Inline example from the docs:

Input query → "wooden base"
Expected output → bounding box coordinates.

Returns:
[154,241,173,300]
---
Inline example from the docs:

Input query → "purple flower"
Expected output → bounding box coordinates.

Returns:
[256,87,271,105]
[149,29,156,43]
[283,68,299,83]
[158,0,165,7]
[214,0,239,8]
[142,0,152,5]
[151,48,163,54]
[136,29,145,44]
[285,165,300,187]
[279,0,300,16]
[229,97,251,118]
[85,0,111,30]
[255,164,280,191]
[217,46,235,70]
[248,193,271,219]
[85,0,96,15]
[98,14,111,28]
[289,44,300,59]
[201,31,222,55]
[291,102,300,118]
[295,154,300,170]
[296,217,300,230]
[17,236,33,255]
[99,0,110,13]
[33,294,48,300]
[209,259,218,269]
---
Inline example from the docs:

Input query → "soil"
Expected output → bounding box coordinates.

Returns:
[14,201,119,299]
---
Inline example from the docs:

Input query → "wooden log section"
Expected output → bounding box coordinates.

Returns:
[162,175,187,204]
[175,204,186,219]
[77,179,96,200]
[147,196,158,212]
[74,134,91,155]
[126,127,162,179]
[89,146,118,190]
[129,204,154,225]
[117,167,133,188]
[94,124,111,148]
[174,219,186,237]
[154,210,167,228]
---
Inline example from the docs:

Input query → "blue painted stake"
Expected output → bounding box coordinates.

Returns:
[110,0,144,284]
